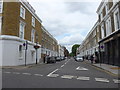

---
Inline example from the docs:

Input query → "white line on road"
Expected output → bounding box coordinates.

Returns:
[113,79,120,84]
[4,72,11,74]
[77,76,90,80]
[61,65,64,68]
[95,78,109,83]
[47,69,59,76]
[47,74,59,77]
[34,74,43,76]
[76,66,88,71]
[22,73,31,75]
[12,72,20,74]
[61,75,75,79]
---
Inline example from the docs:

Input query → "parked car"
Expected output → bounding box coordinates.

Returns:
[61,56,65,60]
[75,56,83,62]
[47,56,56,63]
[56,56,61,61]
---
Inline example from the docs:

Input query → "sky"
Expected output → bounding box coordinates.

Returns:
[28,0,101,53]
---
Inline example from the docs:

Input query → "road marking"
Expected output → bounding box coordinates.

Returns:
[76,66,88,71]
[77,76,90,80]
[47,69,59,76]
[34,74,43,76]
[61,65,64,68]
[61,75,75,79]
[4,72,11,74]
[95,78,109,83]
[12,72,20,74]
[47,74,59,77]
[113,79,120,84]
[22,73,31,75]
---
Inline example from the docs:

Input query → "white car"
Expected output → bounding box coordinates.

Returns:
[75,56,83,62]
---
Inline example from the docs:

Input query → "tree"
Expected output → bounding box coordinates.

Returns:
[71,44,80,56]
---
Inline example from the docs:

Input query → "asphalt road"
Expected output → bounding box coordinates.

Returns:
[2,58,119,88]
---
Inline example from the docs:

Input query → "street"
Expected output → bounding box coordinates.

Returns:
[2,58,119,88]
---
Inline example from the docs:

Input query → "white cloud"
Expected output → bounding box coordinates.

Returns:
[28,1,101,52]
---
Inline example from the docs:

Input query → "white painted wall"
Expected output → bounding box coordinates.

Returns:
[0,35,41,66]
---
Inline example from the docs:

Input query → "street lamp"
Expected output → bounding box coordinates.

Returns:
[34,33,40,64]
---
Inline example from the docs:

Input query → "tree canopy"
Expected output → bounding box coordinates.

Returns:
[70,44,80,56]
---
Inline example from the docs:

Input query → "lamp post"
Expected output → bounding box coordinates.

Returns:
[34,33,40,64]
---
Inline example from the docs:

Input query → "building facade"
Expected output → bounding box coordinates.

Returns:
[0,0,59,66]
[77,0,120,66]
[97,0,120,66]
[41,25,58,60]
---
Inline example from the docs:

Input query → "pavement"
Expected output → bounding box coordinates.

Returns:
[0,62,44,69]
[84,60,120,77]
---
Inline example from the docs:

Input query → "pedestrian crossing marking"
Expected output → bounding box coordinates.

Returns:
[76,66,88,71]
[22,73,31,75]
[95,78,109,83]
[77,76,90,80]
[4,72,11,73]
[47,74,59,77]
[113,79,120,84]
[12,72,20,74]
[61,75,75,79]
[34,74,43,76]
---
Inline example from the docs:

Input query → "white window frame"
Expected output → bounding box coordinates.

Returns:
[101,24,105,39]
[31,29,35,43]
[114,8,120,31]
[105,17,112,36]
[19,21,25,39]
[32,16,35,27]
[20,5,26,19]
[0,16,2,34]
[0,0,3,13]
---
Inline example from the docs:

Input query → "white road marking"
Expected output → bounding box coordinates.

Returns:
[12,72,20,74]
[47,74,59,77]
[76,66,88,71]
[22,73,31,75]
[95,78,109,83]
[34,74,43,76]
[61,75,75,79]
[77,76,90,80]
[61,65,64,68]
[4,72,11,74]
[113,79,120,84]
[47,69,59,76]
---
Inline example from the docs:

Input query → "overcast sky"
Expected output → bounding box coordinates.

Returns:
[28,0,101,52]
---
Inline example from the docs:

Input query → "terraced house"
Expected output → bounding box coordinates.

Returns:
[0,0,59,66]
[41,25,58,60]
[78,0,120,66]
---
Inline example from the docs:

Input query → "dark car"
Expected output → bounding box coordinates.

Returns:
[47,56,56,63]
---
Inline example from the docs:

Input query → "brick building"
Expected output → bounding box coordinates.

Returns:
[0,0,59,66]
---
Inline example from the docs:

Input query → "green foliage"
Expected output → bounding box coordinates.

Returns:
[71,44,80,56]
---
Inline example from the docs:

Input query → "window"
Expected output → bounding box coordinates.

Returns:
[106,17,112,36]
[114,9,120,31]
[0,0,3,13]
[0,17,2,34]
[31,29,35,43]
[19,21,25,39]
[106,3,109,14]
[20,5,25,19]
[101,24,105,39]
[32,16,35,27]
